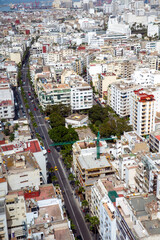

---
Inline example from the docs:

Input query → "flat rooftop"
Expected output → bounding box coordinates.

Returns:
[127,194,157,218]
[8,184,56,200]
[142,219,160,236]
[34,204,62,225]
[2,152,40,174]
[66,114,87,122]
[78,153,111,170]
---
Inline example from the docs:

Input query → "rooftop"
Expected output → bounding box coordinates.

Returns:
[0,139,41,153]
[34,204,62,225]
[78,153,111,170]
[2,151,40,174]
[8,184,56,201]
[128,194,157,218]
[66,114,88,122]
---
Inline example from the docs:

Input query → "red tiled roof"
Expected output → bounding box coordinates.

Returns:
[155,135,160,141]
[0,177,6,183]
[0,140,41,153]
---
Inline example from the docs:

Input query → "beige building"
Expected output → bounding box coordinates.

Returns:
[9,52,22,64]
[6,194,27,239]
[98,73,116,97]
[72,140,115,201]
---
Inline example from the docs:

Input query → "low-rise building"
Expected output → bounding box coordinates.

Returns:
[65,114,88,128]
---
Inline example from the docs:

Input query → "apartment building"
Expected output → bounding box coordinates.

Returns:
[8,184,74,240]
[72,140,108,175]
[0,139,48,184]
[0,198,8,240]
[1,152,42,191]
[37,81,71,110]
[91,179,115,219]
[98,73,116,97]
[132,68,160,87]
[119,154,137,181]
[134,153,160,197]
[130,89,156,136]
[6,195,27,239]
[70,82,93,110]
[0,80,15,120]
[100,196,117,240]
[149,130,160,152]
[149,56,160,70]
[108,80,137,118]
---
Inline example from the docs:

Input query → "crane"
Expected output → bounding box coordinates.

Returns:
[50,132,116,159]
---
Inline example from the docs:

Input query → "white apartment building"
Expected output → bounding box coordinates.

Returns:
[70,82,93,110]
[37,81,71,110]
[107,16,131,37]
[130,89,156,136]
[1,152,42,191]
[100,196,116,240]
[148,23,160,37]
[0,80,15,120]
[108,80,137,118]
[91,179,112,219]
[132,68,160,87]
[119,154,136,181]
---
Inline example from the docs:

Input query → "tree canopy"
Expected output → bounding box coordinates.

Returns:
[48,125,78,143]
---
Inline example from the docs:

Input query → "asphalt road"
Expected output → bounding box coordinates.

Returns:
[21,60,93,240]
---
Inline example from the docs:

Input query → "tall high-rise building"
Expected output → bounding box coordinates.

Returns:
[130,89,156,136]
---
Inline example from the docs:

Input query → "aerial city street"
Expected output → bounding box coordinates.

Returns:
[1,0,160,239]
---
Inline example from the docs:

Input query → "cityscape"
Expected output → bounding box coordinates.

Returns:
[1,0,160,239]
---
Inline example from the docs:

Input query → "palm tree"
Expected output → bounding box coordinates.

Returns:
[78,186,85,194]
[68,173,75,181]
[51,175,57,182]
[33,122,37,128]
[75,180,80,187]
[82,200,89,210]
[85,213,90,222]
[89,216,99,236]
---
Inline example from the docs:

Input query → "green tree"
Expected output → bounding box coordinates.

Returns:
[50,113,65,128]
[89,105,108,124]
[9,133,15,142]
[85,213,90,222]
[78,186,85,194]
[3,128,10,136]
[75,180,80,187]
[51,175,57,182]
[5,122,11,129]
[14,123,19,130]
[82,200,89,209]
[48,126,78,143]
[45,103,71,117]
[89,216,99,234]
[68,173,75,181]
[33,122,37,128]
[25,104,29,109]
